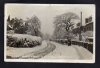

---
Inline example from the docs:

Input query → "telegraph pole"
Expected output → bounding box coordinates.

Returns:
[79,12,82,41]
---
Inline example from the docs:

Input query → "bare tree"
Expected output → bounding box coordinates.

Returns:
[53,12,79,39]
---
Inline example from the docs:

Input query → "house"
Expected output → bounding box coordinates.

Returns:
[72,16,93,41]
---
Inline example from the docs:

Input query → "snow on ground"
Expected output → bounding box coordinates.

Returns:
[19,42,56,59]
[42,42,80,59]
[42,41,92,60]
[6,40,93,60]
[72,45,92,59]
[6,40,47,58]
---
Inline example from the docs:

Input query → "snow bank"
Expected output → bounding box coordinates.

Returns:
[6,41,47,58]
[7,34,42,47]
[8,34,41,42]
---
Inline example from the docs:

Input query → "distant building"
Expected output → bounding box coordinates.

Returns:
[84,16,93,31]
[84,16,93,37]
[72,16,93,40]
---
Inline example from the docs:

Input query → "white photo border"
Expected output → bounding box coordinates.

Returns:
[4,4,96,63]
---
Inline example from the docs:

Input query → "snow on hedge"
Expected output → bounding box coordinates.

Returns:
[8,34,42,42]
[7,34,42,47]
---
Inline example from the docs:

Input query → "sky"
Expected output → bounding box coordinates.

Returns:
[5,4,95,35]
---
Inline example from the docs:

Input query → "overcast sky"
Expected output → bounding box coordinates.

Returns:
[5,4,95,35]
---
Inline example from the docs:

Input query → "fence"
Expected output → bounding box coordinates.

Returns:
[53,39,93,53]
[71,40,93,53]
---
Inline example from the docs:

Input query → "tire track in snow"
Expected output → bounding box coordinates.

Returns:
[15,42,56,59]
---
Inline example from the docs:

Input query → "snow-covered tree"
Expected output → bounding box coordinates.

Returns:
[7,15,15,30]
[25,15,41,36]
[12,18,27,34]
[53,12,80,39]
[7,15,28,34]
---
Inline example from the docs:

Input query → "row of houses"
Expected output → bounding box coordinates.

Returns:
[72,16,93,37]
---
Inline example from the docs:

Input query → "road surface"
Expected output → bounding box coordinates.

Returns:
[43,41,92,60]
[18,41,56,59]
[6,40,92,60]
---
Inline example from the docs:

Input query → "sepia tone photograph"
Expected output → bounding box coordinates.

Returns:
[4,4,95,63]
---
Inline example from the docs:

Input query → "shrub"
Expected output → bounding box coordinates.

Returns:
[7,34,42,47]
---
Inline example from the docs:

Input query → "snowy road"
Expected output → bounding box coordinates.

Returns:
[18,42,56,59]
[6,41,56,59]
[42,41,93,60]
[6,40,92,60]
